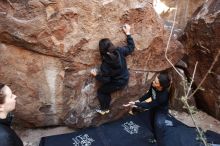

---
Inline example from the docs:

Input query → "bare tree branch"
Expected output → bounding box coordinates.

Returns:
[186,62,198,98]
[182,98,209,146]
[188,50,220,99]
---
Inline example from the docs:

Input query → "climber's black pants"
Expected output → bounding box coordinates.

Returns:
[97,79,128,110]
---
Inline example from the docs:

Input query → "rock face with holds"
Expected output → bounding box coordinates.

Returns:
[179,0,220,121]
[0,0,184,128]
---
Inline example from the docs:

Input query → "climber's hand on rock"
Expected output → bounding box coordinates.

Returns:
[123,24,131,35]
[90,69,98,76]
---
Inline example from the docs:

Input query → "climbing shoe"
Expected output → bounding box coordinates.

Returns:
[96,109,110,115]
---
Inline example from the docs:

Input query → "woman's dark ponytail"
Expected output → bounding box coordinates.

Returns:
[99,38,115,58]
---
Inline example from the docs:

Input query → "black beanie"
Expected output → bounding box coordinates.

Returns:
[158,73,170,89]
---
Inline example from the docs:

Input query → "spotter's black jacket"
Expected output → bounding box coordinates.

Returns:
[0,114,23,146]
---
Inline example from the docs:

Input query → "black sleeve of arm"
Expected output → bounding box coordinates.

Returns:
[139,86,152,102]
[135,100,159,109]
[136,92,169,109]
[120,35,135,56]
[139,91,151,102]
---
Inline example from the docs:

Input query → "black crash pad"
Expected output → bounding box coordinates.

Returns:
[39,111,220,146]
[40,111,156,146]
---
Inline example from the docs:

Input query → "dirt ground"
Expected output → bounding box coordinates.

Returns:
[15,110,220,146]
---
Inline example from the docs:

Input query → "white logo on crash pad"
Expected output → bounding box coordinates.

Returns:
[122,121,140,134]
[72,134,95,146]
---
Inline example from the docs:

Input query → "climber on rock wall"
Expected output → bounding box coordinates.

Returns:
[90,24,135,115]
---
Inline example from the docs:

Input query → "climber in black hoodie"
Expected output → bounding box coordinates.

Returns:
[90,24,135,115]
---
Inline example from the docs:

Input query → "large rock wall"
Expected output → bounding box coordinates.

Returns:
[0,0,184,128]
[179,0,220,120]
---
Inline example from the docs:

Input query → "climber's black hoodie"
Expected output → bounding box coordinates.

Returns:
[96,35,135,83]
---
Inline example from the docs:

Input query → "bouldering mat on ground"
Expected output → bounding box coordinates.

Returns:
[39,111,220,146]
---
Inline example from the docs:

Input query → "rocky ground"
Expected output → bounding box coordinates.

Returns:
[15,110,220,146]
